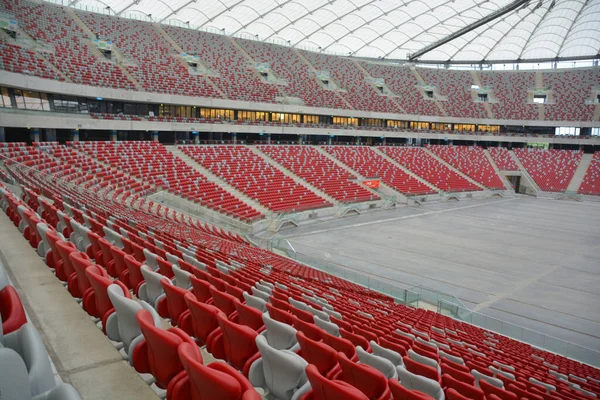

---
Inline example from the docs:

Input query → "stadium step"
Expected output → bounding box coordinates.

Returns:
[371,148,442,194]
[248,146,341,206]
[351,58,406,113]
[421,148,487,191]
[567,153,593,192]
[166,146,270,214]
[482,149,515,193]
[509,150,541,194]
[410,66,448,117]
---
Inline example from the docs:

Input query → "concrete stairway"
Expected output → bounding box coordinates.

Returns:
[249,146,341,206]
[166,146,269,214]
[421,148,487,191]
[410,67,448,117]
[567,153,593,192]
[351,59,406,114]
[313,146,392,199]
[483,149,515,191]
[509,150,541,193]
[371,147,441,193]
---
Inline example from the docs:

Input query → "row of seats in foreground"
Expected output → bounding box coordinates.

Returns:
[2,178,600,400]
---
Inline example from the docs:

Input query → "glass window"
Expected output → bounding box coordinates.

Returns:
[303,115,320,124]
[555,127,580,136]
[0,87,11,108]
[431,123,451,131]
[387,120,408,128]
[40,93,51,111]
[53,95,80,113]
[410,121,430,130]
[592,128,600,136]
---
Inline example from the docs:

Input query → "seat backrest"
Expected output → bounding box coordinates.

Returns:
[216,312,259,371]
[0,347,34,400]
[172,265,192,289]
[107,284,155,350]
[266,303,295,325]
[305,364,369,400]
[442,374,485,400]
[357,346,397,379]
[3,323,55,396]
[396,366,444,400]
[124,254,145,292]
[404,356,440,382]
[371,341,404,367]
[408,349,440,373]
[86,267,123,318]
[161,280,189,324]
[190,274,212,303]
[136,309,192,388]
[293,317,324,342]
[472,369,503,389]
[338,352,389,399]
[184,293,222,343]
[388,378,435,400]
[479,379,517,400]
[262,312,298,350]
[254,334,308,399]
[340,328,370,351]
[0,285,27,335]
[321,331,356,361]
[179,342,258,400]
[296,331,338,377]
[140,265,167,305]
[234,300,264,331]
[314,317,339,337]
[210,286,237,316]
[243,292,267,313]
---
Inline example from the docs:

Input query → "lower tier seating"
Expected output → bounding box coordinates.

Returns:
[514,149,583,192]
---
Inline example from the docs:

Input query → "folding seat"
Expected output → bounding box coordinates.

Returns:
[132,309,195,389]
[86,267,130,332]
[172,265,192,289]
[472,369,503,389]
[335,351,391,400]
[105,284,159,358]
[0,285,27,335]
[172,342,262,400]
[248,334,309,400]
[321,331,357,361]
[1,323,55,396]
[293,317,324,342]
[233,299,264,332]
[96,237,115,275]
[183,293,223,356]
[302,364,369,400]
[260,313,299,351]
[479,380,517,400]
[160,279,191,331]
[35,223,54,265]
[409,349,441,374]
[296,331,340,380]
[371,341,404,367]
[506,383,544,400]
[190,274,213,304]
[341,328,371,352]
[388,378,435,400]
[396,367,444,400]
[243,292,267,312]
[123,254,145,295]
[215,313,259,376]
[139,266,168,316]
[271,296,290,311]
[0,348,81,400]
[442,374,484,400]
[356,346,398,380]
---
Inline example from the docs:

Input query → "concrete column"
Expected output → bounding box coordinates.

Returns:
[356,136,361,145]
[381,136,386,145]
[31,129,40,143]
[298,135,303,145]
[328,134,333,145]
[44,128,56,142]
[0,127,5,143]
[232,132,237,144]
[72,130,80,142]
[152,131,159,142]
[267,133,271,145]
[110,130,117,142]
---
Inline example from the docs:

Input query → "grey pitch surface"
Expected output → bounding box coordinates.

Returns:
[278,197,600,352]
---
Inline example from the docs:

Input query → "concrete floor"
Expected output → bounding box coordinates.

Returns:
[277,196,600,353]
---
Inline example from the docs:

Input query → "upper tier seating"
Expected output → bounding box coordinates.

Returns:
[236,39,347,109]
[0,42,61,81]
[301,50,402,113]
[2,144,600,400]
[75,142,262,221]
[426,145,505,190]
[479,71,538,120]
[258,145,379,203]
[381,147,480,192]
[181,145,332,212]
[513,149,583,192]
[488,147,519,171]
[162,26,278,103]
[578,152,600,196]
[322,146,436,195]
[75,10,220,97]
[418,69,487,119]
[544,69,598,122]
[15,2,135,89]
